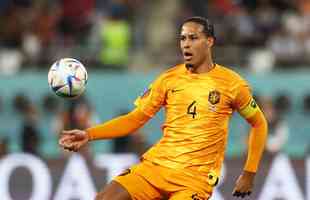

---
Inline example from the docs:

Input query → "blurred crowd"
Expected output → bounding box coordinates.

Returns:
[1,0,310,74]
[0,0,145,74]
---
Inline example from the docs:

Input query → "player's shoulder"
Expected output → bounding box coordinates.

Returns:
[215,64,247,84]
[156,64,185,80]
[163,63,185,75]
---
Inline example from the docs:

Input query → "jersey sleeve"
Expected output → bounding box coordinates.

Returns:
[134,75,167,117]
[233,80,259,119]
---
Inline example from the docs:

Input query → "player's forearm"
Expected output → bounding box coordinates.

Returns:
[86,108,151,140]
[244,110,268,172]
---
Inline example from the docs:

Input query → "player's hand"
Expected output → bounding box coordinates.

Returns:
[59,129,89,152]
[232,170,255,198]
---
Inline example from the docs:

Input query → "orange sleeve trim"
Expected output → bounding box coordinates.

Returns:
[244,110,268,172]
[86,108,151,141]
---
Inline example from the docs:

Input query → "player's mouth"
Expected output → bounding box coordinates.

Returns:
[183,52,193,61]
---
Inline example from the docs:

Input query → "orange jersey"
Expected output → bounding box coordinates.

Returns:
[134,64,253,178]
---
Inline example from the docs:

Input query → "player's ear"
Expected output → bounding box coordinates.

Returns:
[206,37,214,48]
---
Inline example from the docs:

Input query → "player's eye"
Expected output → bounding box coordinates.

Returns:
[180,35,186,41]
[189,35,198,40]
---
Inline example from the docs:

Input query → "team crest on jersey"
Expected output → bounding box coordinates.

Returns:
[208,90,220,105]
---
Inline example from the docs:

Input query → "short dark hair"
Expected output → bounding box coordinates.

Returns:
[182,16,215,39]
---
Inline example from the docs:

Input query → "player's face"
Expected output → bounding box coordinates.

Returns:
[180,22,213,69]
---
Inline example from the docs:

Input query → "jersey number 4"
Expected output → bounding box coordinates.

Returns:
[187,101,197,118]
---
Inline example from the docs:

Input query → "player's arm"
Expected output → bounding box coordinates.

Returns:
[59,108,151,152]
[232,85,268,198]
[240,101,268,173]
[86,108,151,140]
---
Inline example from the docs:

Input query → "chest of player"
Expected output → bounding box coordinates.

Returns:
[165,78,233,116]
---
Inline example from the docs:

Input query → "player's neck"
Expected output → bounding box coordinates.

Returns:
[192,59,215,74]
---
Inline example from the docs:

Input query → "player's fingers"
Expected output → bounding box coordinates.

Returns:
[232,191,241,197]
[61,142,74,150]
[60,133,84,144]
[66,140,78,147]
[232,187,239,195]
[59,138,67,146]
[67,148,75,152]
[233,191,251,198]
[63,130,86,141]
[66,142,80,152]
[59,136,74,146]
[72,143,80,152]
[61,140,73,148]
[59,136,69,144]
[63,145,74,152]
[60,139,80,149]
[76,142,83,150]
[65,143,79,152]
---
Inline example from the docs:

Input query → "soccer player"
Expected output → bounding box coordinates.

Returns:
[59,16,268,200]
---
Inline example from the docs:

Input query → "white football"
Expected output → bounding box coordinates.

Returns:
[48,58,88,98]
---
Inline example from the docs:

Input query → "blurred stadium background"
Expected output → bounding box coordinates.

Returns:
[0,0,309,200]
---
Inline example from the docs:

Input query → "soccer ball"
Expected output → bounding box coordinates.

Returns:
[48,58,88,98]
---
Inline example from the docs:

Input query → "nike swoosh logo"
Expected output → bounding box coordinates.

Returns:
[171,89,184,93]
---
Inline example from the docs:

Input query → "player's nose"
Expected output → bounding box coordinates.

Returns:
[182,44,191,52]
[181,38,191,49]
[183,40,191,48]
